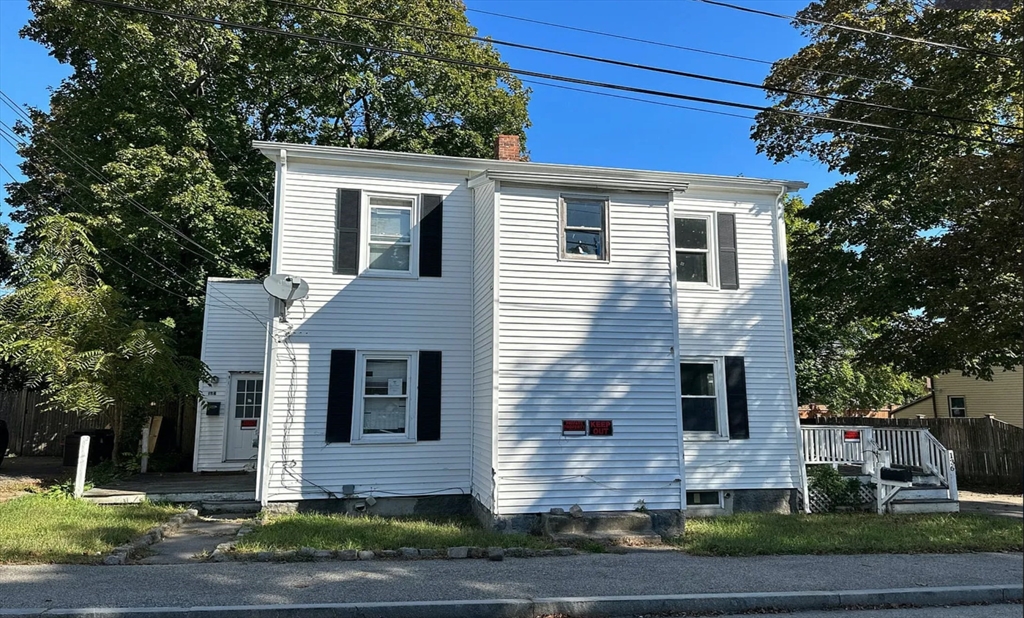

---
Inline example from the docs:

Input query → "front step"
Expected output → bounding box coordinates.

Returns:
[895,487,952,501]
[889,498,960,514]
[200,499,262,515]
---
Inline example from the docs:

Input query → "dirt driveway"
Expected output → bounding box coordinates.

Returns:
[958,490,1023,519]
[0,456,66,501]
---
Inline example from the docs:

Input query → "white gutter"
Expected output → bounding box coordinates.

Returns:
[774,186,810,513]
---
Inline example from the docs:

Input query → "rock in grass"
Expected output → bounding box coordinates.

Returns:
[447,546,469,559]
[504,547,525,558]
[418,548,437,558]
[399,547,419,558]
[554,547,575,556]
[536,549,556,557]
[378,550,399,558]
[467,547,486,559]
[338,549,357,561]
[313,550,334,560]
[256,551,275,562]
[103,554,124,565]
[357,550,375,560]
[487,547,504,561]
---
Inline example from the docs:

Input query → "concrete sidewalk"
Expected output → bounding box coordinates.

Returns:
[0,551,1020,610]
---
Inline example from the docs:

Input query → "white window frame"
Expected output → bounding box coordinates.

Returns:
[948,395,967,418]
[351,351,418,444]
[559,194,610,262]
[361,192,419,278]
[679,356,728,439]
[672,212,718,289]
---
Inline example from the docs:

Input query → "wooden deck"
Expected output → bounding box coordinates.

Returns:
[83,472,256,505]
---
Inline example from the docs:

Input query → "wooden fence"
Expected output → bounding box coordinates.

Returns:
[0,391,197,465]
[802,416,1024,492]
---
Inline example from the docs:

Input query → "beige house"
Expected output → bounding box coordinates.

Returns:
[894,368,1023,428]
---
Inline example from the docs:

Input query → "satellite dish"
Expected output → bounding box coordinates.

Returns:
[263,274,309,305]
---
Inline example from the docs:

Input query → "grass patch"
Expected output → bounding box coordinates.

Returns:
[236,514,561,553]
[677,512,1024,556]
[0,494,179,564]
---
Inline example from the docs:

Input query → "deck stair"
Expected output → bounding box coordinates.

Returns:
[802,426,959,515]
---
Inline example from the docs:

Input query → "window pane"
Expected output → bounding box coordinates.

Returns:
[369,196,414,208]
[365,359,407,395]
[565,230,603,258]
[363,397,407,434]
[686,491,720,506]
[675,218,707,250]
[565,200,604,229]
[677,252,708,283]
[368,243,411,271]
[370,207,411,243]
[680,363,715,396]
[682,398,718,432]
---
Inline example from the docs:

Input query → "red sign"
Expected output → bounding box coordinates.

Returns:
[588,420,613,436]
[240,419,258,429]
[562,420,586,436]
[843,430,861,442]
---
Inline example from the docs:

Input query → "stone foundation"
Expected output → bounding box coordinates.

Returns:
[265,494,472,517]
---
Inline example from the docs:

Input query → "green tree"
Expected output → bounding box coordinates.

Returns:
[8,0,530,356]
[0,214,207,454]
[786,196,922,412]
[756,1,1022,378]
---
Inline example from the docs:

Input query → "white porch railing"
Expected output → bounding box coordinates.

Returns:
[801,425,958,502]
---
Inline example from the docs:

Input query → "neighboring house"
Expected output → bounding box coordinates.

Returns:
[798,404,895,419]
[193,137,809,528]
[894,369,1023,428]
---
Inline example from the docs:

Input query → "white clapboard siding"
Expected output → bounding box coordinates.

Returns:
[495,184,682,514]
[472,180,496,511]
[195,279,271,471]
[264,162,474,501]
[673,190,802,491]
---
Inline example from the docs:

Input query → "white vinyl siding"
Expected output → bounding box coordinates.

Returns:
[472,180,496,512]
[673,189,802,492]
[195,279,271,471]
[495,184,681,514]
[263,161,473,501]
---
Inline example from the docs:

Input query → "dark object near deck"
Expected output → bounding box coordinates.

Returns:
[0,419,9,468]
[880,467,913,483]
[62,429,115,466]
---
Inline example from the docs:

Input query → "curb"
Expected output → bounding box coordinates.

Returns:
[0,584,1019,617]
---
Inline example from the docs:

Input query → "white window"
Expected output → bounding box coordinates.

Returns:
[234,377,263,420]
[365,194,417,275]
[680,358,727,436]
[353,352,417,442]
[948,396,966,418]
[561,196,609,260]
[674,215,716,286]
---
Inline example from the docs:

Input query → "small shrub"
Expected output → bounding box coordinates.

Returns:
[808,465,862,512]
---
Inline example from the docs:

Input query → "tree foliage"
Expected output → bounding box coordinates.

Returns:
[787,196,922,412]
[756,0,1022,378]
[8,0,531,356]
[0,214,207,450]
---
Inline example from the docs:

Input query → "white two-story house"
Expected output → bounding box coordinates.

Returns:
[193,137,808,531]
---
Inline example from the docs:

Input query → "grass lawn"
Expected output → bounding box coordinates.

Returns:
[677,512,1024,556]
[0,494,180,564]
[236,513,567,554]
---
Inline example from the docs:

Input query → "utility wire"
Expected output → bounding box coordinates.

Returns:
[464,5,942,93]
[96,12,274,210]
[0,90,243,271]
[693,0,1013,60]
[0,126,268,327]
[73,0,1020,149]
[269,0,1015,132]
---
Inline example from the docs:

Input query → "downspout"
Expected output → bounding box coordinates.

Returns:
[775,186,810,513]
[256,148,287,506]
[930,376,939,418]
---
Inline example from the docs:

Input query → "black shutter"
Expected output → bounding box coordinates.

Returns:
[334,189,361,275]
[325,350,356,443]
[420,194,443,277]
[725,356,749,439]
[717,213,739,290]
[417,351,442,441]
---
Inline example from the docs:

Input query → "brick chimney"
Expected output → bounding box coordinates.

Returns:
[494,134,520,161]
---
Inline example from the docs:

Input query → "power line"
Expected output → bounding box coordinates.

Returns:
[0,91,242,271]
[693,0,1013,60]
[464,5,942,94]
[73,0,1019,149]
[0,126,268,327]
[269,0,1015,132]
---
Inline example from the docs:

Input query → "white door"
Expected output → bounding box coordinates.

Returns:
[225,373,263,462]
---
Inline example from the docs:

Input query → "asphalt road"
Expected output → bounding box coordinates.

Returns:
[703,602,1023,618]
[0,551,1021,609]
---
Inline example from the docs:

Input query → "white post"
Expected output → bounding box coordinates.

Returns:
[947,449,959,502]
[73,435,90,499]
[140,425,150,474]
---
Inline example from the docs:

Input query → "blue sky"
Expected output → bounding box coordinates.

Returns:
[0,0,840,236]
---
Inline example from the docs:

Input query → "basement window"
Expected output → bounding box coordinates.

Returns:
[686,491,722,507]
